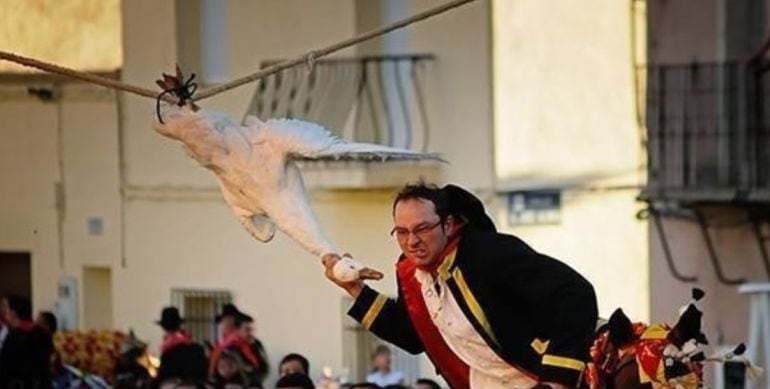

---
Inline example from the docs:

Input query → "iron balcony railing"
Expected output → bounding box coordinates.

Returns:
[643,61,770,199]
[245,54,435,152]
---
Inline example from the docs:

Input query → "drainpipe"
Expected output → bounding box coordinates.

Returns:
[200,0,228,85]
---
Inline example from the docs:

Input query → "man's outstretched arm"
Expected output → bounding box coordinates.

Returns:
[323,254,424,355]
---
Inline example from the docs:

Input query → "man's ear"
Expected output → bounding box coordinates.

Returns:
[445,215,461,235]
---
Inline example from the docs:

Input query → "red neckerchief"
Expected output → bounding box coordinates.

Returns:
[15,320,36,332]
[397,234,470,389]
[161,330,192,354]
[208,332,260,377]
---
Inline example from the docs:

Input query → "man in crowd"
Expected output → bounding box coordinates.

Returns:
[210,303,268,387]
[0,294,55,387]
[154,306,208,386]
[279,353,310,377]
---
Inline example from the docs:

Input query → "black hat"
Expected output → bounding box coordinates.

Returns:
[443,184,496,232]
[215,303,241,323]
[156,306,184,329]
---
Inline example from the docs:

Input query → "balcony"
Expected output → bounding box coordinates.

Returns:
[243,55,442,189]
[641,61,770,202]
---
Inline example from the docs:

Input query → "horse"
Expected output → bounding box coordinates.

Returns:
[584,289,751,389]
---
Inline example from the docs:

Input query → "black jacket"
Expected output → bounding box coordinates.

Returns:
[348,227,598,387]
[0,325,54,388]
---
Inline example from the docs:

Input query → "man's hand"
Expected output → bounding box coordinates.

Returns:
[321,253,383,298]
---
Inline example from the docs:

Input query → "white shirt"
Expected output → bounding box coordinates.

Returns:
[366,370,405,387]
[415,268,538,389]
[0,324,8,352]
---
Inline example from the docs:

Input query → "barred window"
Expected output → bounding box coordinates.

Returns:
[171,289,232,344]
[341,296,421,384]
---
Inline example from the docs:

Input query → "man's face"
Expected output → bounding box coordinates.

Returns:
[238,321,254,339]
[216,356,238,379]
[280,360,306,376]
[373,352,391,370]
[393,198,451,267]
[218,316,235,337]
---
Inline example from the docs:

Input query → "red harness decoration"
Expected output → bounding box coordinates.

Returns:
[396,239,471,389]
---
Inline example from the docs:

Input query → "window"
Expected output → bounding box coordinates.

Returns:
[507,190,562,225]
[171,289,232,344]
[341,296,421,384]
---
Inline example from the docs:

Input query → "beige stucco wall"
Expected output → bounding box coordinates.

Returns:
[0,0,122,73]
[492,0,649,321]
[649,212,764,346]
[2,0,490,385]
[0,82,121,325]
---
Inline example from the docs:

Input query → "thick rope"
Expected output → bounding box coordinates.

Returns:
[0,0,476,102]
[0,50,177,102]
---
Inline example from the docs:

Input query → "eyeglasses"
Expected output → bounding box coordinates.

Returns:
[390,220,443,242]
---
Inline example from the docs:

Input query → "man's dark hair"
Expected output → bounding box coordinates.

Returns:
[349,383,382,389]
[280,352,310,375]
[392,181,451,221]
[416,378,442,389]
[275,372,315,388]
[234,311,253,328]
[38,311,58,333]
[7,294,32,320]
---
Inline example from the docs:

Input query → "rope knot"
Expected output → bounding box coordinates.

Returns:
[155,65,198,124]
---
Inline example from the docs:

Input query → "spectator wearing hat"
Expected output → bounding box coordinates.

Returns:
[154,306,207,386]
[209,304,265,387]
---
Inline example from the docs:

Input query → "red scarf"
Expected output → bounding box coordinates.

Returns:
[397,235,470,389]
[15,320,36,332]
[161,330,192,354]
[208,332,260,377]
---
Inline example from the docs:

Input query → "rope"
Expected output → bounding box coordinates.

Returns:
[0,50,177,103]
[194,0,476,101]
[0,0,477,102]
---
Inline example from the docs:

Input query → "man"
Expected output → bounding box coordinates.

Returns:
[154,306,208,386]
[210,304,266,387]
[366,345,404,387]
[215,303,240,341]
[279,353,310,377]
[0,295,55,387]
[323,183,598,389]
[415,378,442,389]
[36,310,58,335]
[275,372,315,389]
[240,312,270,386]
